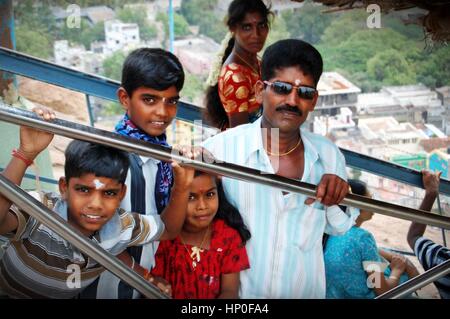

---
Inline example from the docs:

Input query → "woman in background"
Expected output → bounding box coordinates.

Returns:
[205,0,272,130]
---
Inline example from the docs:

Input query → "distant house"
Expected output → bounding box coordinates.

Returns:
[104,20,140,55]
[53,40,103,75]
[315,71,361,116]
[313,107,355,136]
[358,84,445,129]
[435,86,450,134]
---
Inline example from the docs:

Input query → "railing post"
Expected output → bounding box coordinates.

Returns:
[86,94,95,126]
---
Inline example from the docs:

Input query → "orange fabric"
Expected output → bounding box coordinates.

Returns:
[218,62,261,116]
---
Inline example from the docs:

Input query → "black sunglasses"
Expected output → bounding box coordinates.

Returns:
[264,81,317,100]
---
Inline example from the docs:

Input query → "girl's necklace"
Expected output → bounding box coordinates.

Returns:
[180,225,210,270]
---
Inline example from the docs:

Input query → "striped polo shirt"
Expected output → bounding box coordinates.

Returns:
[0,193,164,299]
[414,237,450,299]
[202,117,358,298]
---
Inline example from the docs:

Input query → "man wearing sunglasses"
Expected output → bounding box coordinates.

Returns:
[203,39,358,298]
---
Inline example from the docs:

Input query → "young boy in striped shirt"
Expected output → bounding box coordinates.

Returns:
[0,107,193,298]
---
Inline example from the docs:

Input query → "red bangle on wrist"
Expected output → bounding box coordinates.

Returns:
[12,149,34,167]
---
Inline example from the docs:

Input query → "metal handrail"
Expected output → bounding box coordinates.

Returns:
[376,258,450,299]
[2,45,450,195]
[1,105,450,230]
[0,46,202,125]
[0,174,168,299]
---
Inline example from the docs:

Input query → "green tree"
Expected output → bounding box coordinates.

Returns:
[282,1,333,44]
[15,25,52,59]
[156,12,191,40]
[180,0,218,25]
[416,46,450,88]
[180,72,204,104]
[102,50,127,81]
[180,0,225,43]
[264,16,290,49]
[320,10,367,46]
[58,19,105,48]
[367,49,417,85]
[198,12,227,43]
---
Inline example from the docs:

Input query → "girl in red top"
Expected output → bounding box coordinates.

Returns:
[151,171,250,299]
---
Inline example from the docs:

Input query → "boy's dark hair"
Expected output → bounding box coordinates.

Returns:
[204,0,273,129]
[261,39,323,87]
[195,171,251,243]
[121,48,185,97]
[64,140,130,184]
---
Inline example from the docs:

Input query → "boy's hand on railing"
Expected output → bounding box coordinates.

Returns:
[305,174,348,206]
[422,170,441,198]
[19,106,55,161]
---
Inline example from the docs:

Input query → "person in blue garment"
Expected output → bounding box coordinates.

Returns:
[324,179,420,298]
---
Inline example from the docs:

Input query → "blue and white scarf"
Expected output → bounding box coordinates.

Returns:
[115,114,173,215]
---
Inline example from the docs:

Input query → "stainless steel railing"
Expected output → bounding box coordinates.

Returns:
[376,258,450,299]
[1,104,450,229]
[0,174,168,299]
[1,104,450,299]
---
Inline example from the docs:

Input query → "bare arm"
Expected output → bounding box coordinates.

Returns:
[407,170,440,250]
[379,249,420,279]
[0,107,54,235]
[218,272,240,299]
[158,146,200,241]
[116,251,172,296]
[368,254,407,296]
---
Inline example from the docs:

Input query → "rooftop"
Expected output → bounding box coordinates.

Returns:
[316,72,361,95]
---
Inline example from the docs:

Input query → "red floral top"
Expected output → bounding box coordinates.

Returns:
[218,62,261,117]
[151,219,250,299]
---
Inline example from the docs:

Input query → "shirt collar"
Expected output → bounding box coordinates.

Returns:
[244,117,320,166]
[243,117,265,162]
[139,155,160,165]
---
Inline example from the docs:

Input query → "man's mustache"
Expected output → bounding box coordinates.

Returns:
[275,105,302,116]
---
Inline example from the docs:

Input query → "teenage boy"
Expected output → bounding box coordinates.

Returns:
[90,48,188,299]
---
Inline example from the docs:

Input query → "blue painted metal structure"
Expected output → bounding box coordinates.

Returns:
[0,47,203,124]
[1,46,449,195]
